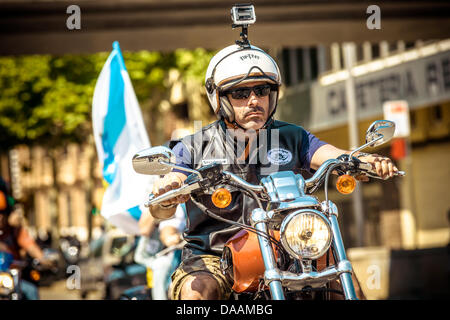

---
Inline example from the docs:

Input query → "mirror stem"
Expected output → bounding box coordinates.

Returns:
[348,135,383,158]
[159,161,202,177]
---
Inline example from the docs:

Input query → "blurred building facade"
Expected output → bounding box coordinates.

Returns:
[0,143,106,242]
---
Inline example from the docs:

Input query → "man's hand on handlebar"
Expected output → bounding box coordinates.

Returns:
[152,172,189,206]
[148,172,189,220]
[356,153,399,180]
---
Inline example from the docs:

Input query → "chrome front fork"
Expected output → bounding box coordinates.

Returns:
[251,202,358,300]
[323,201,358,300]
[252,208,285,300]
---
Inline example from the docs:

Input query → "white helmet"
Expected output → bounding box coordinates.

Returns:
[205,44,282,124]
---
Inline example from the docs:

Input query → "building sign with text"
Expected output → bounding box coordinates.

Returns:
[310,49,450,131]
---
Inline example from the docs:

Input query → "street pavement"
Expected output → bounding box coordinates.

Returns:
[39,280,103,300]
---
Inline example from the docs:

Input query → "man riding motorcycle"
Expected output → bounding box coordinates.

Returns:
[148,43,399,300]
[0,176,54,300]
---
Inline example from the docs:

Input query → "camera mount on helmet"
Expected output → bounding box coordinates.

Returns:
[231,4,256,48]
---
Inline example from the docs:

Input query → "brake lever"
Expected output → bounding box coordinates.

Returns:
[357,161,405,179]
[145,163,226,207]
[362,171,406,180]
[145,182,201,207]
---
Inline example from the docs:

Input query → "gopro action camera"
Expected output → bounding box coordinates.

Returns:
[231,4,256,26]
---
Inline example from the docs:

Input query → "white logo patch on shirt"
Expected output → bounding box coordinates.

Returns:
[201,159,228,166]
[267,148,292,165]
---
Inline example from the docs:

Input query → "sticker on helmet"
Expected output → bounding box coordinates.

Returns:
[267,148,292,165]
[240,53,260,61]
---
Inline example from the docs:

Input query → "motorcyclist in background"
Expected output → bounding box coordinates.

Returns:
[0,176,54,300]
[134,204,185,300]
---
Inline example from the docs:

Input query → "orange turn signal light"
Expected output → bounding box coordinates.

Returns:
[336,174,356,194]
[30,270,40,282]
[212,188,232,208]
[0,191,6,210]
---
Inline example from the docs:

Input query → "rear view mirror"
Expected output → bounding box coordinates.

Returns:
[132,146,175,175]
[365,120,396,147]
[349,120,396,158]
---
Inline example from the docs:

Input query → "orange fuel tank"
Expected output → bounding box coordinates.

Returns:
[223,229,335,293]
[223,229,280,293]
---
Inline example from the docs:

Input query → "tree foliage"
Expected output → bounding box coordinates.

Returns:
[0,48,214,150]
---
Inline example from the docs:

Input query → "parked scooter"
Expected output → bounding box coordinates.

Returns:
[132,120,405,300]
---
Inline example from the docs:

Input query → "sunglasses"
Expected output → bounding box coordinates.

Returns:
[221,84,276,100]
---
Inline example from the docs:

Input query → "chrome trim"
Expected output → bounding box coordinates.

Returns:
[264,259,353,290]
[329,213,358,300]
[251,208,286,300]
[321,200,339,217]
[223,171,265,193]
[250,207,269,226]
[348,135,383,159]
[132,146,177,175]
[261,171,306,202]
[265,197,321,229]
[305,159,341,190]
[161,161,201,176]
[268,196,321,213]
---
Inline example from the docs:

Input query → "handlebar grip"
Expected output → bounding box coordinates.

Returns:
[145,189,178,207]
[145,183,199,207]
[357,162,405,178]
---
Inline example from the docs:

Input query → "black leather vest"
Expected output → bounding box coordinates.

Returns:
[176,119,313,259]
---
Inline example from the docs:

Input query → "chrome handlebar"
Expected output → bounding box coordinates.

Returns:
[223,171,266,193]
[305,159,342,189]
[145,158,405,207]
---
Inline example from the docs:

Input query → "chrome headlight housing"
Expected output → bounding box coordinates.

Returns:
[280,209,332,260]
[0,272,14,295]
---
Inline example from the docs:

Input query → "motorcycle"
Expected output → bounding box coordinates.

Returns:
[0,251,21,300]
[21,249,60,287]
[59,235,82,267]
[119,241,185,300]
[132,120,405,300]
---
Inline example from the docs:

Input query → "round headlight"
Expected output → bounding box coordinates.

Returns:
[0,273,14,290]
[280,209,332,260]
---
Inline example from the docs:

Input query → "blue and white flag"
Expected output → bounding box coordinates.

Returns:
[92,41,155,235]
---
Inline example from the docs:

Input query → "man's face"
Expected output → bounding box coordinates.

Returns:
[226,80,270,130]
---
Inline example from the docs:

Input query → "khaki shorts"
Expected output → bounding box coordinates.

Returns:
[169,254,233,300]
